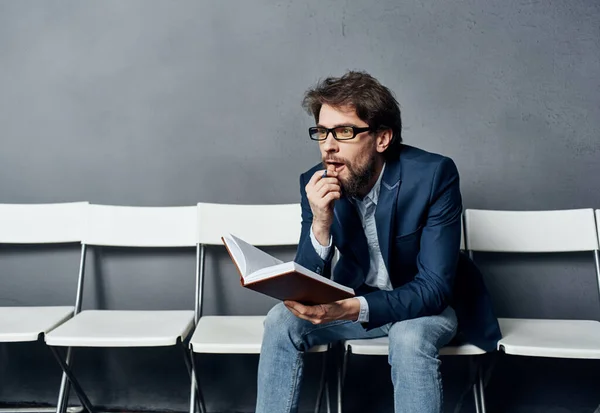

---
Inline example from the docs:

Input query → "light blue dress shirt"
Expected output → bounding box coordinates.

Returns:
[309,164,392,322]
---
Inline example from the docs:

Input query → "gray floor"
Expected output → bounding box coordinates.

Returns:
[2,344,600,412]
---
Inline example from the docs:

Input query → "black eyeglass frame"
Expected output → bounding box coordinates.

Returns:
[308,125,373,141]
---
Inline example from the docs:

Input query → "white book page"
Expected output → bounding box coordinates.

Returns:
[226,234,283,278]
[245,261,295,283]
[222,234,247,276]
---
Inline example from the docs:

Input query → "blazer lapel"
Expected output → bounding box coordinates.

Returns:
[375,158,402,273]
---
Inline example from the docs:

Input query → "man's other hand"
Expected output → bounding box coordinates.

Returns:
[306,165,340,245]
[284,298,360,324]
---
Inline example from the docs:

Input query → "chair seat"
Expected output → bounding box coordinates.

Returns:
[45,310,194,347]
[0,306,74,342]
[345,337,487,356]
[190,315,328,354]
[498,318,600,359]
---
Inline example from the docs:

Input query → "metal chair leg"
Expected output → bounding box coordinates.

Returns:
[469,356,482,413]
[55,347,73,413]
[478,362,487,413]
[189,375,198,413]
[314,350,328,413]
[325,379,331,413]
[188,350,207,413]
[337,346,348,413]
[49,347,95,413]
[178,342,202,413]
[472,381,481,413]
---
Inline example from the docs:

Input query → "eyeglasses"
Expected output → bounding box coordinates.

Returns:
[308,125,372,141]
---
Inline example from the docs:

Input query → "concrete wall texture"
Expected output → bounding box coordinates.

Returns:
[0,1,599,412]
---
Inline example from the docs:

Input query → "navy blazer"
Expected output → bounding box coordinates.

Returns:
[295,145,502,352]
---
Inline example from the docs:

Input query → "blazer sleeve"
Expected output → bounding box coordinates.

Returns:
[363,157,462,329]
[294,172,333,277]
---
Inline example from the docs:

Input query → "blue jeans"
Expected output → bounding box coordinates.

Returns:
[256,303,458,413]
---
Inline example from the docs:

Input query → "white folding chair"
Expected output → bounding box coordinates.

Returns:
[340,221,489,413]
[45,205,198,413]
[0,202,87,410]
[188,203,331,413]
[465,209,600,385]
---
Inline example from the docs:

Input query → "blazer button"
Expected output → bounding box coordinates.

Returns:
[315,267,321,274]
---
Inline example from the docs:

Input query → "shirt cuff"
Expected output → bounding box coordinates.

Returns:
[309,225,332,260]
[355,296,369,323]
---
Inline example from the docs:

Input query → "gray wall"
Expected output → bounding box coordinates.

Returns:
[1,0,600,412]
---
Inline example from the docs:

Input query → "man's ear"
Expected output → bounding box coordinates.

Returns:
[376,129,393,153]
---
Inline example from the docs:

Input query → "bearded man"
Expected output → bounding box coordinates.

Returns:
[255,71,501,413]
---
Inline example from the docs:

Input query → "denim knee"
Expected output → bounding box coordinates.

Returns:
[263,302,306,350]
[387,322,437,367]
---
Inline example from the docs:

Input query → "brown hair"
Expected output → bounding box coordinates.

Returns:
[302,71,402,160]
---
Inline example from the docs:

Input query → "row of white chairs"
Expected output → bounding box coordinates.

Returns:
[1,203,600,413]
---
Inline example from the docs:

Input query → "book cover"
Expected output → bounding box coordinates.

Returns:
[222,234,355,305]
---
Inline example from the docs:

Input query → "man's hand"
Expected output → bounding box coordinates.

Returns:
[306,165,340,245]
[284,298,360,324]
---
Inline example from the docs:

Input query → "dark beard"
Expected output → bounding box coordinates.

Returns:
[341,154,377,198]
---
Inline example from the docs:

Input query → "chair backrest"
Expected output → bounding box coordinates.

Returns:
[197,203,301,246]
[0,202,88,244]
[465,208,599,253]
[83,204,197,247]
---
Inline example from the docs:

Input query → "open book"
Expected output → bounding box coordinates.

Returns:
[222,234,355,305]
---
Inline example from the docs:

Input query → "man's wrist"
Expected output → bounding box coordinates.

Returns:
[311,221,331,246]
[309,226,332,260]
[341,298,361,321]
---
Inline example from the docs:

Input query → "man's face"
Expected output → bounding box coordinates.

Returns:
[317,104,380,198]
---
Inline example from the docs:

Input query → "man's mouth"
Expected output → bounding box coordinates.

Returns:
[326,161,345,172]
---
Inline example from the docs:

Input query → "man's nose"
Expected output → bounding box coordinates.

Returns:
[321,132,339,152]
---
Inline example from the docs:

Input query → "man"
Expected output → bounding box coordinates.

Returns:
[256,71,501,413]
